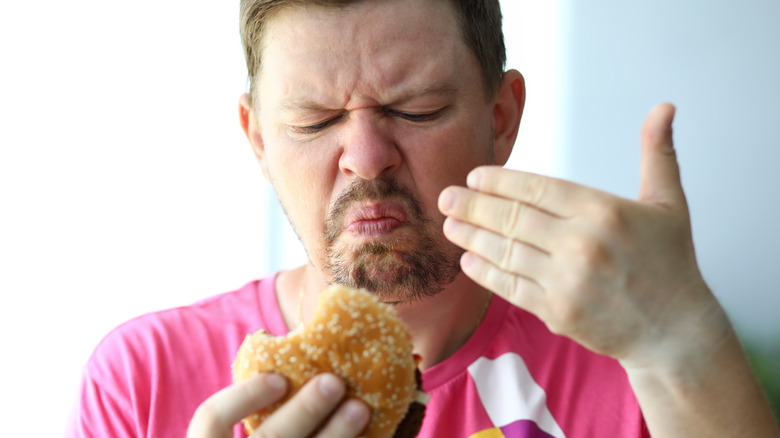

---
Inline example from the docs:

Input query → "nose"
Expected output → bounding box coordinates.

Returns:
[338,112,401,180]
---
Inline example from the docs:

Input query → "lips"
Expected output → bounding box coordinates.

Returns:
[345,202,409,237]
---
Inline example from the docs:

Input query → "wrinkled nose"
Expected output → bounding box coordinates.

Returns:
[338,113,401,180]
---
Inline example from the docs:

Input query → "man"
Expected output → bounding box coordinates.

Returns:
[69,0,779,437]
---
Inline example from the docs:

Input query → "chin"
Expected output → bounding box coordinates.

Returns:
[324,241,462,304]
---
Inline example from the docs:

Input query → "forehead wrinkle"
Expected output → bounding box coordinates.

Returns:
[279,80,460,116]
[278,97,340,115]
[262,0,469,114]
[344,0,463,104]
[387,82,459,104]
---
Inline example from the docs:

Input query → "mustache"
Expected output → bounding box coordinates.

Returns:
[324,178,427,242]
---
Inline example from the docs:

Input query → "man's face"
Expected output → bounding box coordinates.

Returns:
[253,0,500,302]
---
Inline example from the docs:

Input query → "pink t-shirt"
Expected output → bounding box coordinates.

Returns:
[66,274,648,437]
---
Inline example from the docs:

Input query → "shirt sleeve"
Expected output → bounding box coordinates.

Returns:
[65,365,138,438]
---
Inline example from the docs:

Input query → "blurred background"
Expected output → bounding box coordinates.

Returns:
[1,0,778,434]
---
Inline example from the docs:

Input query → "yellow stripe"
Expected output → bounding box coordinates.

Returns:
[468,427,505,438]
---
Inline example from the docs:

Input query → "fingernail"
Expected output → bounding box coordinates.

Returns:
[460,252,476,270]
[265,373,287,391]
[467,169,482,188]
[442,217,459,235]
[342,400,369,424]
[318,374,344,399]
[439,188,455,213]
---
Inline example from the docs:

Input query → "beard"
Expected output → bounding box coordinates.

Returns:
[321,177,463,303]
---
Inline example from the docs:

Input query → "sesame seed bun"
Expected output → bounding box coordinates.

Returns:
[232,284,426,437]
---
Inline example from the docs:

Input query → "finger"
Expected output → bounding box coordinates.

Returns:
[256,373,346,437]
[638,103,687,208]
[314,399,371,438]
[187,373,288,438]
[459,251,545,315]
[462,166,595,217]
[439,186,560,252]
[443,217,550,281]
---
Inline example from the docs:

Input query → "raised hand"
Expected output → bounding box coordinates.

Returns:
[438,103,722,364]
[439,103,780,436]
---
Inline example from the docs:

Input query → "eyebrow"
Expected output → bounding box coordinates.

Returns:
[278,82,459,114]
[391,82,459,104]
[278,98,335,114]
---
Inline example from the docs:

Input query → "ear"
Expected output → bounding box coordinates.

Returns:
[238,93,270,179]
[492,69,526,166]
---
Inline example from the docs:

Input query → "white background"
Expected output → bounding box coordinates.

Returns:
[1,0,778,435]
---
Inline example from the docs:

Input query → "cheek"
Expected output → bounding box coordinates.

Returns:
[400,118,493,207]
[264,142,339,261]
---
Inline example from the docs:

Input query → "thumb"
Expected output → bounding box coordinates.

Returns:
[638,103,686,208]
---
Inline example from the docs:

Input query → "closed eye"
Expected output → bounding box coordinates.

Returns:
[387,109,442,122]
[292,114,345,135]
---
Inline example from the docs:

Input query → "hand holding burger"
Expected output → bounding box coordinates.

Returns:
[232,285,428,438]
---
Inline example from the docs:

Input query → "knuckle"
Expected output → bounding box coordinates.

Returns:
[554,299,584,325]
[300,394,333,419]
[483,262,512,297]
[481,261,500,287]
[190,402,219,430]
[590,199,627,233]
[499,239,516,271]
[291,380,340,421]
[546,299,584,336]
[465,192,481,220]
[523,176,548,207]
[568,235,613,271]
[192,400,213,418]
[507,274,542,311]
[329,401,370,436]
[503,271,519,300]
[502,201,522,235]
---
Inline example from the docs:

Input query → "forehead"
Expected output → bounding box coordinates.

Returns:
[256,0,479,108]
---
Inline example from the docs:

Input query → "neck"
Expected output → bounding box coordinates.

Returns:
[276,265,492,371]
[392,275,492,370]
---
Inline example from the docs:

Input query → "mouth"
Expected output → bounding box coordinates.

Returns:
[344,201,410,238]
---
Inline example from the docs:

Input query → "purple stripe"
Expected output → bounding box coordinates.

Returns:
[500,420,557,438]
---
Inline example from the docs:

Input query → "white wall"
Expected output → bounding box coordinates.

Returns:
[558,0,780,343]
[0,0,283,433]
[501,0,780,344]
[0,0,777,435]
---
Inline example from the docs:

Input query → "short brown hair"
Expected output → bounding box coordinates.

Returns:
[239,0,506,103]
